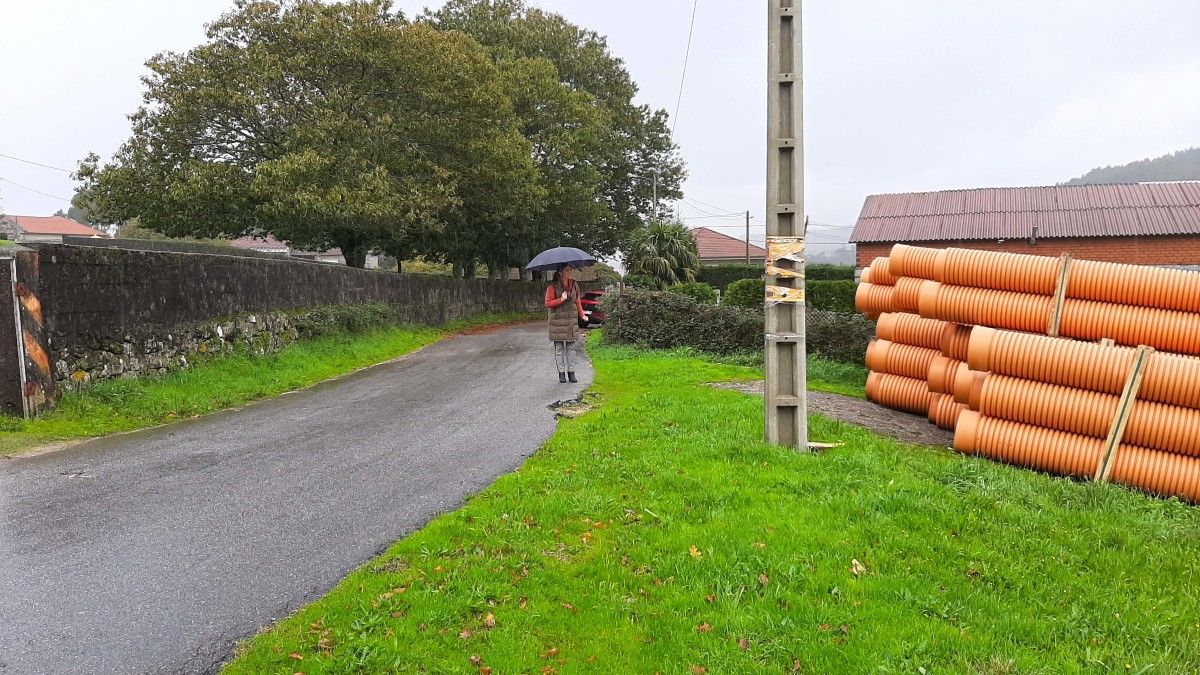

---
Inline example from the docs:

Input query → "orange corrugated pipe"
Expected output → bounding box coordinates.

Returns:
[956,412,1200,503]
[889,244,941,280]
[855,282,894,319]
[866,372,934,415]
[973,373,1200,458]
[859,267,872,284]
[865,340,941,381]
[892,277,925,313]
[918,281,1053,334]
[928,393,968,430]
[875,312,947,350]
[868,256,897,286]
[911,245,1200,314]
[952,363,986,408]
[932,247,1061,295]
[940,323,972,360]
[1068,259,1200,314]
[927,356,964,394]
[1059,299,1200,356]
[967,327,1200,410]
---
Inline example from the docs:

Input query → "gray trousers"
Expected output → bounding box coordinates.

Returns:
[553,341,576,373]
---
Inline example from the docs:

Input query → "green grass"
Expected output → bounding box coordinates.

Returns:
[0,312,539,455]
[225,338,1200,674]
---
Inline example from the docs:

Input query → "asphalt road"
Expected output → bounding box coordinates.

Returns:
[0,322,590,674]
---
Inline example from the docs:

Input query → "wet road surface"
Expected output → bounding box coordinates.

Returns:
[0,322,589,674]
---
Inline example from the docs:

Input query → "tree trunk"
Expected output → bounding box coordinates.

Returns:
[337,237,368,269]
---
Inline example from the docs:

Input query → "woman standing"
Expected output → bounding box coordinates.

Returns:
[545,263,587,383]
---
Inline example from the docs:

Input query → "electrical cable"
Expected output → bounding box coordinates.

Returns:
[0,177,73,202]
[0,152,73,173]
[672,0,700,135]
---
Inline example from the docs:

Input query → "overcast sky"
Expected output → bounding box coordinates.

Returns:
[2,0,1198,248]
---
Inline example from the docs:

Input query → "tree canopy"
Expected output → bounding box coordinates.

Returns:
[77,0,685,271]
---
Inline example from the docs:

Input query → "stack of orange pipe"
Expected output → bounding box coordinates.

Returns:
[855,245,1200,502]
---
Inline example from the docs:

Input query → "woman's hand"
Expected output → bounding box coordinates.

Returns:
[561,292,568,301]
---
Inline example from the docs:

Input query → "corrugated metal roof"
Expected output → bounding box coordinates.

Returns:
[850,181,1200,243]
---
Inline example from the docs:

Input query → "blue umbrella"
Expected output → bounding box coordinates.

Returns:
[525,246,597,271]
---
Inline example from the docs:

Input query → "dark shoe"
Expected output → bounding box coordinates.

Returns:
[567,371,578,383]
[559,372,567,383]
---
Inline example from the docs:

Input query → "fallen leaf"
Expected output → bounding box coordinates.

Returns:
[689,545,702,559]
[581,531,592,544]
[519,596,528,609]
[738,637,749,652]
[484,613,496,628]
[696,622,712,633]
[459,629,473,639]
[966,567,980,578]
[792,658,802,672]
[542,667,557,675]
[839,624,850,635]
[754,541,766,549]
[561,602,577,613]
[470,655,483,666]
[288,653,304,661]
[758,574,769,587]
[481,668,492,675]
[818,623,831,632]
[690,666,706,674]
[544,647,559,659]
[850,559,867,577]
[704,593,716,604]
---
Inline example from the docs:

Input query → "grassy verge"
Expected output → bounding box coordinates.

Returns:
[0,311,539,456]
[225,339,1200,673]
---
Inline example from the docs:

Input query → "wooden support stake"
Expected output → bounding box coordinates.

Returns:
[1047,253,1072,337]
[1094,345,1153,482]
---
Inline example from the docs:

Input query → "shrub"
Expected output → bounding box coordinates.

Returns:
[724,278,765,309]
[806,280,857,313]
[806,310,874,364]
[697,264,761,291]
[806,263,854,281]
[603,290,761,354]
[669,281,718,304]
[623,273,659,290]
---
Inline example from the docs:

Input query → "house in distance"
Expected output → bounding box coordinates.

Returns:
[0,215,108,243]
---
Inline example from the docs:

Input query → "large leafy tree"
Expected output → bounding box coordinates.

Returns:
[425,0,686,261]
[624,221,700,288]
[76,0,540,268]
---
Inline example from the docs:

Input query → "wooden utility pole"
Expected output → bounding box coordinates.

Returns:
[764,0,807,448]
[745,210,751,265]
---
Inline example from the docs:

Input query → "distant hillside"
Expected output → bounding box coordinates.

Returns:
[1064,147,1200,185]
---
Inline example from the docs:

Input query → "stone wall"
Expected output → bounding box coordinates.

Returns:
[5,244,543,410]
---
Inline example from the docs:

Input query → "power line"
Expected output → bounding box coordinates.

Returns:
[0,152,73,173]
[0,177,73,202]
[671,0,700,134]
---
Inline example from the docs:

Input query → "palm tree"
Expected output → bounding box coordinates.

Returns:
[624,221,700,288]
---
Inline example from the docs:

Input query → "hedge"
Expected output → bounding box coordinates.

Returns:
[806,264,854,281]
[696,264,761,291]
[603,290,874,363]
[604,290,761,354]
[805,280,857,313]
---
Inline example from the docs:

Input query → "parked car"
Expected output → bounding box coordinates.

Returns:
[579,289,607,327]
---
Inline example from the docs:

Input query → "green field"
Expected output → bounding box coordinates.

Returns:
[225,336,1200,674]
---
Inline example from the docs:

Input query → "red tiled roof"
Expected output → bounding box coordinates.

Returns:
[850,181,1200,243]
[11,215,106,237]
[692,226,766,260]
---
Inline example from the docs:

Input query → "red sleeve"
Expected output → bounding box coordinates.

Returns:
[545,285,565,308]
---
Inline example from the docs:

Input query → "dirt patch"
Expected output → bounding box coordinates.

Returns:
[711,381,954,448]
[548,392,595,419]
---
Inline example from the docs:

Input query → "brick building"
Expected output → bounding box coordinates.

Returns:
[849,181,1200,270]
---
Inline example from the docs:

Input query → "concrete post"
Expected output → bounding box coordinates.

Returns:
[765,0,807,448]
